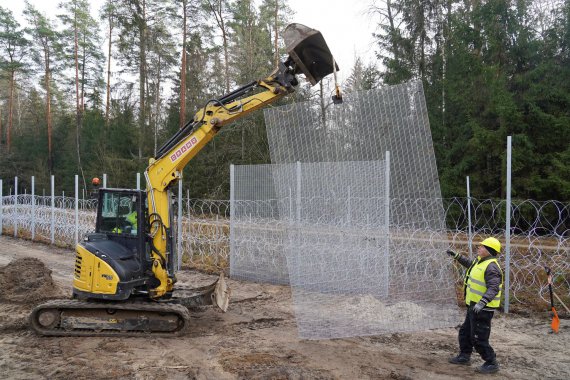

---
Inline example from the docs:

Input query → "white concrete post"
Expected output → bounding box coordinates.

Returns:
[383,151,391,296]
[75,175,79,245]
[467,176,473,258]
[14,176,18,238]
[229,164,235,274]
[51,175,55,244]
[31,176,35,240]
[177,176,183,271]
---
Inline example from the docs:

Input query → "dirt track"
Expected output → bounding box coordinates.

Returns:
[0,236,568,380]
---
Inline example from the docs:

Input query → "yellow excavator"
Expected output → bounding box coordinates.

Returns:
[29,24,340,337]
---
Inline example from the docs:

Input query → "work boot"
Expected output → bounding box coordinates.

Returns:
[448,353,471,365]
[476,360,499,374]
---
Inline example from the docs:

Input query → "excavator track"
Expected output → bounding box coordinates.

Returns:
[29,299,190,337]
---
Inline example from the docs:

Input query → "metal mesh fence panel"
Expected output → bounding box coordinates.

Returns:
[282,160,393,339]
[230,164,289,284]
[263,81,461,338]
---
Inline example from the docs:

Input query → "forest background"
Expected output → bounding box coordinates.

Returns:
[0,0,568,201]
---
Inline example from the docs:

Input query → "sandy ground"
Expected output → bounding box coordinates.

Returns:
[0,236,568,380]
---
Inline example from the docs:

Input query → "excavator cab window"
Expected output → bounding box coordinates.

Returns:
[98,191,140,237]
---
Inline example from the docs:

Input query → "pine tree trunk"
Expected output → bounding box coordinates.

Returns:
[81,34,86,111]
[75,7,86,189]
[222,29,230,92]
[105,13,113,126]
[7,70,15,152]
[46,64,53,173]
[180,0,187,129]
[138,0,147,159]
[154,55,161,156]
[274,0,279,67]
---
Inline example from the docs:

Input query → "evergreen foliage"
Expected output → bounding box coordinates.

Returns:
[0,0,567,201]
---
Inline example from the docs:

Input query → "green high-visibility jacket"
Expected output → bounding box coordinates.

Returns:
[464,257,503,308]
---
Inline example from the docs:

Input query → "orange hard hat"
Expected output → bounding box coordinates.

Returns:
[92,177,101,186]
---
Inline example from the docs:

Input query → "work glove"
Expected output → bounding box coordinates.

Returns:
[472,301,486,314]
[446,249,459,259]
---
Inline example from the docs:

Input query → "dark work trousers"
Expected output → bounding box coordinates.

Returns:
[458,307,496,362]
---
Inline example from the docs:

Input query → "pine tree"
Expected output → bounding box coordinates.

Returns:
[24,2,63,174]
[0,6,29,153]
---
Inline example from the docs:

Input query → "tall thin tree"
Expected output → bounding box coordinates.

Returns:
[24,2,60,173]
[0,7,28,153]
[180,0,188,128]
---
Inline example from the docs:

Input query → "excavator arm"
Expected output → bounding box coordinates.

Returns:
[143,23,340,300]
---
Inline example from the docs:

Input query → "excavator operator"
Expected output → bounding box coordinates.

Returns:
[112,203,138,235]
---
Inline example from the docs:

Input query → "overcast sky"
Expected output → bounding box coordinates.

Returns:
[4,0,378,82]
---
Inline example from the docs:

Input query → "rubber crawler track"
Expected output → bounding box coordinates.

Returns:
[29,299,191,337]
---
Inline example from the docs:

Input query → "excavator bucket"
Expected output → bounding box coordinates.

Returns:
[284,23,339,86]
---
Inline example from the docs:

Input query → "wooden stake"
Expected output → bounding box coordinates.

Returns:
[553,291,570,314]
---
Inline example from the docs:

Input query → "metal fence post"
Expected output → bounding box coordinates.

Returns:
[103,173,107,188]
[186,190,190,219]
[75,174,79,245]
[467,176,473,258]
[31,176,35,240]
[347,186,351,226]
[229,164,235,273]
[14,176,18,238]
[288,187,293,223]
[384,151,391,295]
[296,162,302,262]
[136,173,141,190]
[296,161,301,223]
[505,136,512,314]
[51,175,55,244]
[177,176,183,271]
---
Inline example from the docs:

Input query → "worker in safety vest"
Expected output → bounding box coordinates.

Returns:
[125,210,137,234]
[446,237,504,374]
[112,210,138,235]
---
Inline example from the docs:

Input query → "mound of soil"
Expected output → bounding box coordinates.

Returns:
[0,257,64,303]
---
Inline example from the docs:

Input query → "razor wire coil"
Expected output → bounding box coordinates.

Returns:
[0,195,567,308]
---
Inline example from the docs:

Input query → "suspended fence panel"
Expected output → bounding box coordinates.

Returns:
[263,81,461,338]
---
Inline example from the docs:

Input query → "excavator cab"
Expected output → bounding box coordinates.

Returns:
[72,189,150,301]
[97,190,143,239]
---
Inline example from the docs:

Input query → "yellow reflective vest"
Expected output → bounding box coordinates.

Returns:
[464,257,503,308]
[126,211,137,228]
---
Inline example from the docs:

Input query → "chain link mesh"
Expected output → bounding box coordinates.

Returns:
[0,195,567,308]
[256,81,461,338]
[230,164,289,284]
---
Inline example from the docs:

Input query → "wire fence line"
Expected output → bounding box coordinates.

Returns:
[0,194,568,308]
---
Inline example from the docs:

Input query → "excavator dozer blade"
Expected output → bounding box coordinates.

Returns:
[284,23,339,86]
[173,272,231,312]
[213,272,230,312]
